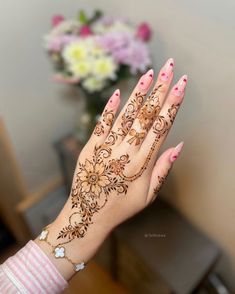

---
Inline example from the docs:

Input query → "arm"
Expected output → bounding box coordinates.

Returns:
[1,58,187,292]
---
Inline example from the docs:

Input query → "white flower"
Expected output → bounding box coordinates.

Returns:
[54,247,65,258]
[93,56,118,80]
[63,42,88,64]
[75,262,85,271]
[82,76,106,93]
[69,60,92,78]
[39,230,48,240]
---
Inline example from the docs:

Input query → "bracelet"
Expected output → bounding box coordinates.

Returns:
[39,228,85,272]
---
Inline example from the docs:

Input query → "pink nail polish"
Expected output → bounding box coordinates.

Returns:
[160,58,174,82]
[170,142,184,163]
[108,89,120,107]
[139,69,154,90]
[173,75,188,96]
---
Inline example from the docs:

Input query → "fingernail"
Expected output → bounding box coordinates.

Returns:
[108,89,120,107]
[160,58,174,82]
[139,69,154,90]
[170,141,184,163]
[173,75,188,96]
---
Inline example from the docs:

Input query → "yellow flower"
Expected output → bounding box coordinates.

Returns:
[93,57,117,80]
[70,60,91,78]
[63,42,87,64]
[79,160,110,195]
[82,76,106,92]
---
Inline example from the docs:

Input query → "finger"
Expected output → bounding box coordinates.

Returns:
[140,75,187,164]
[105,68,154,146]
[91,89,120,145]
[122,58,174,150]
[146,142,184,204]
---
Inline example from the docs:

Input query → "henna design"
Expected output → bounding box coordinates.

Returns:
[137,85,162,130]
[103,109,114,126]
[168,103,180,123]
[93,109,115,137]
[118,91,145,138]
[153,173,169,195]
[57,144,129,242]
[127,84,163,146]
[54,103,180,250]
[127,129,146,145]
[93,121,104,136]
[119,103,179,181]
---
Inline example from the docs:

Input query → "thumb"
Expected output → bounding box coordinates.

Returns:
[146,142,184,204]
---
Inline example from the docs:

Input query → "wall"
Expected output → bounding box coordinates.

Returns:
[0,0,234,289]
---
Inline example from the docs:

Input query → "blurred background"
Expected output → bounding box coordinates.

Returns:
[0,0,234,293]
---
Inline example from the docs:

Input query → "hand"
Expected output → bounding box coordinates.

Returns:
[35,58,187,280]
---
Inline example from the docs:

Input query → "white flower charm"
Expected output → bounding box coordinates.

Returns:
[54,247,65,258]
[39,230,48,240]
[75,262,85,272]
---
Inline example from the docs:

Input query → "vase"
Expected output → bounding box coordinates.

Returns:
[75,88,112,144]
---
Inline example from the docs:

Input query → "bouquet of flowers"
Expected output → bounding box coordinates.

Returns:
[44,10,152,140]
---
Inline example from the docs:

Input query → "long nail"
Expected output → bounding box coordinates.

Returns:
[108,89,120,107]
[160,58,174,82]
[139,68,154,90]
[173,75,188,96]
[170,141,184,163]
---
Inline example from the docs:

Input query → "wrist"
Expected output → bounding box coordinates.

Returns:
[34,217,110,281]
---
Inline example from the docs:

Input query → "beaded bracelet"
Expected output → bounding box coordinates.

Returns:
[39,228,85,272]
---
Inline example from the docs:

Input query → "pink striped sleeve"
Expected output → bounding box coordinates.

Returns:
[0,240,68,293]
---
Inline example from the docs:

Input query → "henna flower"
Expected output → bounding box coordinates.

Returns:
[109,159,125,175]
[137,99,160,129]
[79,160,111,195]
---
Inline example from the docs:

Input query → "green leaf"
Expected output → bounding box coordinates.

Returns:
[78,10,88,24]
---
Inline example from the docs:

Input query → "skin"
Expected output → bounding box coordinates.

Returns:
[35,58,187,281]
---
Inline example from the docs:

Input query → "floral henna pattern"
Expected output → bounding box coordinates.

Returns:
[55,103,180,246]
[57,145,129,241]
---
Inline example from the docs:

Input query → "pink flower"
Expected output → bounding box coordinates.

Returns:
[52,15,65,27]
[79,25,92,37]
[136,22,152,41]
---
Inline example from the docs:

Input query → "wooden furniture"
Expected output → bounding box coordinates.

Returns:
[114,200,220,294]
[54,134,220,294]
[0,118,30,243]
[63,262,128,294]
